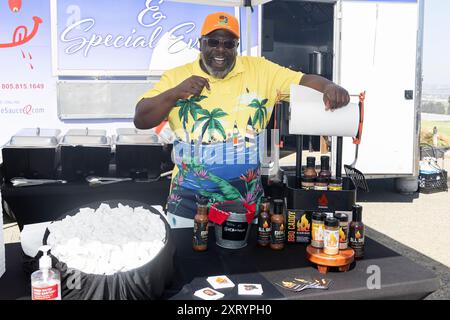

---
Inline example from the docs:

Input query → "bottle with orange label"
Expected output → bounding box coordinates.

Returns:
[349,205,365,259]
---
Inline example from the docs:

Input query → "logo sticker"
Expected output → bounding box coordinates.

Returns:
[218,15,228,25]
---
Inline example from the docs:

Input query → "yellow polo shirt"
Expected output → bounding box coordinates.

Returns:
[140,55,303,143]
[140,55,303,220]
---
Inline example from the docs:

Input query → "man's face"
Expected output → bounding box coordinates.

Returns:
[200,29,238,79]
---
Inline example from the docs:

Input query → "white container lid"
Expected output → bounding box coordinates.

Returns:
[8,128,61,147]
[65,128,106,136]
[115,128,162,145]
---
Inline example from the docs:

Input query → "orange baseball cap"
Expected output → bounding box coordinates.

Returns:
[201,12,240,39]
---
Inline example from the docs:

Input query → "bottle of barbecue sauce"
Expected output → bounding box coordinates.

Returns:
[193,197,209,252]
[270,199,286,250]
[257,197,271,247]
[349,204,365,259]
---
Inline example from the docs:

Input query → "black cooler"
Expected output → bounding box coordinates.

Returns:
[114,128,166,180]
[1,128,61,181]
[60,129,111,181]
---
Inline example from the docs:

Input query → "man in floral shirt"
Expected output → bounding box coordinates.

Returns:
[135,12,350,228]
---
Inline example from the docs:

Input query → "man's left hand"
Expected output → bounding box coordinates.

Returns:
[323,84,350,111]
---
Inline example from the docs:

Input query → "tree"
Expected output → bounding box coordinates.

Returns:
[422,101,446,114]
[248,98,268,130]
[192,108,228,141]
[175,95,207,141]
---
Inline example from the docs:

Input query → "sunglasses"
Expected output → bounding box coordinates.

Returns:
[202,37,239,49]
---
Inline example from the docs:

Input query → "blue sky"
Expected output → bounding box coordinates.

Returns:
[423,0,450,86]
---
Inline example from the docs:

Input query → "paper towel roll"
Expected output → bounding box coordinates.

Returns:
[289,85,360,137]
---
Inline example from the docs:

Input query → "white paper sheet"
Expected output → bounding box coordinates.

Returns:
[289,85,360,137]
[21,221,52,258]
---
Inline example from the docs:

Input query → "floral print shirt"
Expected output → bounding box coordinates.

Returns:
[140,55,303,220]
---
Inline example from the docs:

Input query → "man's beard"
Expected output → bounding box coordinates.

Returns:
[201,53,235,79]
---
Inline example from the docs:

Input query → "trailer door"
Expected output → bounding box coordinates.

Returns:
[338,0,418,176]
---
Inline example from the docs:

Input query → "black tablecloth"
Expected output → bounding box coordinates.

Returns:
[0,243,30,300]
[0,178,440,300]
[1,178,171,230]
[0,227,439,300]
[165,228,439,300]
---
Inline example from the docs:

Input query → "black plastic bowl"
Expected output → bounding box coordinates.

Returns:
[43,199,175,300]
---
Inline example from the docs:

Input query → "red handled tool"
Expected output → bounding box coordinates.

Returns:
[344,92,369,192]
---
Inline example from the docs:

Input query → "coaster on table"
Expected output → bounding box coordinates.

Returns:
[194,287,225,300]
[238,283,263,296]
[207,275,235,289]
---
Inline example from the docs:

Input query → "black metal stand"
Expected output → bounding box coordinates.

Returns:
[336,137,343,178]
[287,134,356,212]
[296,135,304,181]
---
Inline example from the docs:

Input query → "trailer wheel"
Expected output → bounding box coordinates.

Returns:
[394,177,418,194]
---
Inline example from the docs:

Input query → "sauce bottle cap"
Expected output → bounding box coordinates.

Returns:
[330,177,343,184]
[312,212,326,221]
[316,177,329,184]
[334,212,348,222]
[352,205,363,222]
[196,196,209,206]
[273,199,284,214]
[306,157,316,167]
[325,217,339,227]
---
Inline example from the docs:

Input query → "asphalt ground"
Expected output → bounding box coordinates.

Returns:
[358,178,450,300]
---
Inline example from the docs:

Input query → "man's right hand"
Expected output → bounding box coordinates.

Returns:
[135,76,210,129]
[173,76,211,100]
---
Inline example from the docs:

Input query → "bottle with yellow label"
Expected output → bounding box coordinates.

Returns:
[324,217,339,255]
[311,212,326,248]
[334,212,349,250]
[328,177,343,191]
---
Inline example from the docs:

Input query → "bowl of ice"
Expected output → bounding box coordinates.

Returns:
[42,200,175,300]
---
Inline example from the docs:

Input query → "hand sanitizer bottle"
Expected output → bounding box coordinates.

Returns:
[31,245,61,300]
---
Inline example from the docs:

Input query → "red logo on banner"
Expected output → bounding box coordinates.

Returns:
[8,0,22,12]
[1,2,42,70]
[0,16,43,48]
[318,194,328,207]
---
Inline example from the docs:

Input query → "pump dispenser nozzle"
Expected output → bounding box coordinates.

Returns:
[38,245,52,270]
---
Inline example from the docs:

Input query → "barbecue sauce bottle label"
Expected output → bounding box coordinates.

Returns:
[258,216,271,246]
[349,228,364,258]
[193,222,209,247]
[312,223,324,242]
[271,222,285,244]
[349,204,365,259]
[270,199,285,249]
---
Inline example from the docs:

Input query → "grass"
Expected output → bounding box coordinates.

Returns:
[421,120,450,147]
